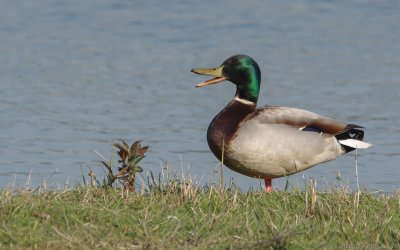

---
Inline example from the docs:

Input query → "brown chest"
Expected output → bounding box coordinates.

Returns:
[206,99,255,161]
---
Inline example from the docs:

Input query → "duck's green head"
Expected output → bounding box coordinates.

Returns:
[192,54,261,103]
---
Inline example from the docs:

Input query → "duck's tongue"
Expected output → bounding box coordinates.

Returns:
[194,76,227,88]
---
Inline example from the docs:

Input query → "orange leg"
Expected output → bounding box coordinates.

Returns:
[265,178,272,192]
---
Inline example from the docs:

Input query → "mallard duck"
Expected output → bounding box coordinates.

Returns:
[191,54,371,192]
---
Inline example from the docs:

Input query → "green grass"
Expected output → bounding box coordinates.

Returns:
[1,184,399,249]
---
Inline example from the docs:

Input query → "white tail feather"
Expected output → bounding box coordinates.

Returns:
[339,139,372,149]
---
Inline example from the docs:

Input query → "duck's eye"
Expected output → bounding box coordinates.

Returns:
[232,59,239,66]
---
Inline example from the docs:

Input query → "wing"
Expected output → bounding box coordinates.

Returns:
[246,106,362,135]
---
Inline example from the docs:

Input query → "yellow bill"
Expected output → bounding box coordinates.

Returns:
[191,66,227,88]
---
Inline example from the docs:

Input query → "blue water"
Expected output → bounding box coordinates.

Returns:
[1,0,399,191]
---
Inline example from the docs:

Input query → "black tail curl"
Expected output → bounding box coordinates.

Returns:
[335,124,365,153]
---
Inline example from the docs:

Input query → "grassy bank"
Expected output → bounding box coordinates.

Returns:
[1,185,399,249]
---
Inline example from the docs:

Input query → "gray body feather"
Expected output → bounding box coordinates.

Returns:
[225,106,346,178]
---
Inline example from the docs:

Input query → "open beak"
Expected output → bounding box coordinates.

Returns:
[191,65,227,88]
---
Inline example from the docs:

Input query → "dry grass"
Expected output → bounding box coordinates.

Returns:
[1,174,399,249]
